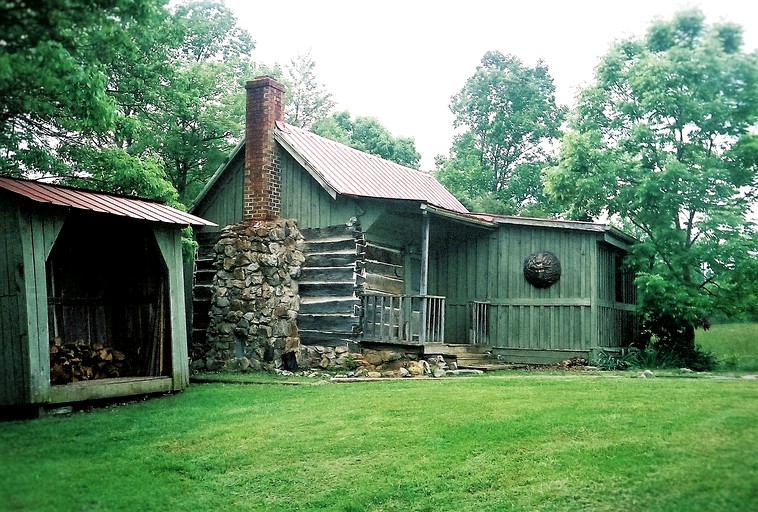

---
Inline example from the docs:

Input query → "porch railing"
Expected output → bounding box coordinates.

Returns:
[469,301,490,344]
[361,294,445,344]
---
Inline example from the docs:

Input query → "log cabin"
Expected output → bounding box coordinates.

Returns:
[189,76,638,371]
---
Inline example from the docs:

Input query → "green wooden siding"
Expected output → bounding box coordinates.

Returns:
[279,149,357,228]
[430,224,632,350]
[596,244,639,346]
[0,198,29,405]
[1,194,189,406]
[18,206,64,403]
[193,153,245,232]
[152,226,190,389]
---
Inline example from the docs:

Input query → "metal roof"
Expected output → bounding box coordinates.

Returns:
[0,176,216,226]
[274,122,468,213]
[471,212,637,245]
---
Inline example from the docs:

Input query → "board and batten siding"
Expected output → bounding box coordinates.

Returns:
[279,150,357,229]
[0,196,64,405]
[193,153,245,232]
[596,243,638,347]
[0,198,29,405]
[432,224,603,350]
[152,226,190,389]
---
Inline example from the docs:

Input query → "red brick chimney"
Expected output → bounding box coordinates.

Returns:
[244,76,285,221]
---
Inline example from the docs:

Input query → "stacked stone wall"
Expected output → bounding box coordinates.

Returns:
[191,219,304,372]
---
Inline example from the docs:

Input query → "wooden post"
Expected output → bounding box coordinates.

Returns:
[419,209,430,344]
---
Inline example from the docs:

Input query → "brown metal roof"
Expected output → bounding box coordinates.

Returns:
[0,176,216,226]
[275,122,468,213]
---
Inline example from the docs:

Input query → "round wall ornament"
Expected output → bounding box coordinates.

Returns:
[523,251,561,288]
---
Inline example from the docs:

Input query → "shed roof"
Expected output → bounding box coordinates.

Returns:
[0,176,215,226]
[471,212,637,248]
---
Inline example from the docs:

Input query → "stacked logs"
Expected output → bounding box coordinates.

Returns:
[49,338,128,384]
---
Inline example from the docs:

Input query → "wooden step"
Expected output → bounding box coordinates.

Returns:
[193,284,213,298]
[195,258,215,271]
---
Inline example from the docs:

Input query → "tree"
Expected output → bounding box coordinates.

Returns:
[545,10,758,364]
[313,112,421,168]
[0,0,169,185]
[127,0,259,203]
[437,51,565,214]
[0,0,265,205]
[283,51,335,129]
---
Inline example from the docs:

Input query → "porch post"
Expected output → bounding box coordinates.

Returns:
[419,207,430,344]
[420,208,430,296]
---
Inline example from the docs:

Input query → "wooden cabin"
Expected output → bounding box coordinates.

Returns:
[189,76,638,367]
[0,177,214,410]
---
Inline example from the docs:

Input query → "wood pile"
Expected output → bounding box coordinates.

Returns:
[49,338,128,384]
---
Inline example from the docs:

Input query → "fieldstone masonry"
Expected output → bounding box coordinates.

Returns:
[193,219,305,372]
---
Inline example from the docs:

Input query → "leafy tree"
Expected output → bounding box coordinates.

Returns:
[283,51,335,129]
[545,10,758,362]
[0,0,168,184]
[313,112,421,168]
[126,0,258,203]
[437,51,565,214]
[0,0,263,205]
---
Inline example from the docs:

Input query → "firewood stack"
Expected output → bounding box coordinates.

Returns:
[49,338,128,384]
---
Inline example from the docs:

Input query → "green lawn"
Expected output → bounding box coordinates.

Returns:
[2,375,757,511]
[697,322,758,372]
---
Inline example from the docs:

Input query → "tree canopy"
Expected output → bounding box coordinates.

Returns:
[436,51,565,215]
[0,0,169,196]
[0,0,262,205]
[545,9,758,361]
[283,51,335,130]
[313,112,421,168]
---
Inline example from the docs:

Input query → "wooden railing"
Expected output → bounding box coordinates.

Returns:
[469,301,490,344]
[361,294,445,344]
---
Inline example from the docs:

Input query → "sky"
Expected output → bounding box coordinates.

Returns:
[225,0,758,170]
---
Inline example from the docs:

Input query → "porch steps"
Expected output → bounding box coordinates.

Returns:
[423,343,510,370]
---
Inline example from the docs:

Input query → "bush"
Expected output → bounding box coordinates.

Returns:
[591,344,719,372]
[637,344,718,371]
[591,349,640,371]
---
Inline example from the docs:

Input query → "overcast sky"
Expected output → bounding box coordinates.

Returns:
[225,0,758,170]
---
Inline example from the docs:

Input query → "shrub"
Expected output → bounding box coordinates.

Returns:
[591,349,640,371]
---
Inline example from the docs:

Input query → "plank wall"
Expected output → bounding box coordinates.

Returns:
[0,198,29,405]
[432,224,601,350]
[279,150,357,229]
[192,153,245,232]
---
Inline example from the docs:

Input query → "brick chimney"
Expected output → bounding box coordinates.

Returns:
[244,76,285,221]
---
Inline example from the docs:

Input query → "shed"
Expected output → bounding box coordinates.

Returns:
[0,177,215,409]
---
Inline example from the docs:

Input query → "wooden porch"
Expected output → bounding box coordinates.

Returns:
[361,293,446,344]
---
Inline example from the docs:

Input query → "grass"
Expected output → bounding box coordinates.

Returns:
[696,322,758,372]
[2,374,757,511]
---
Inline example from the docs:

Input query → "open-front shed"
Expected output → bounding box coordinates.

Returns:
[0,177,214,409]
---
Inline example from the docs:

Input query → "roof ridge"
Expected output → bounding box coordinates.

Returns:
[279,122,434,177]
[275,122,468,213]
